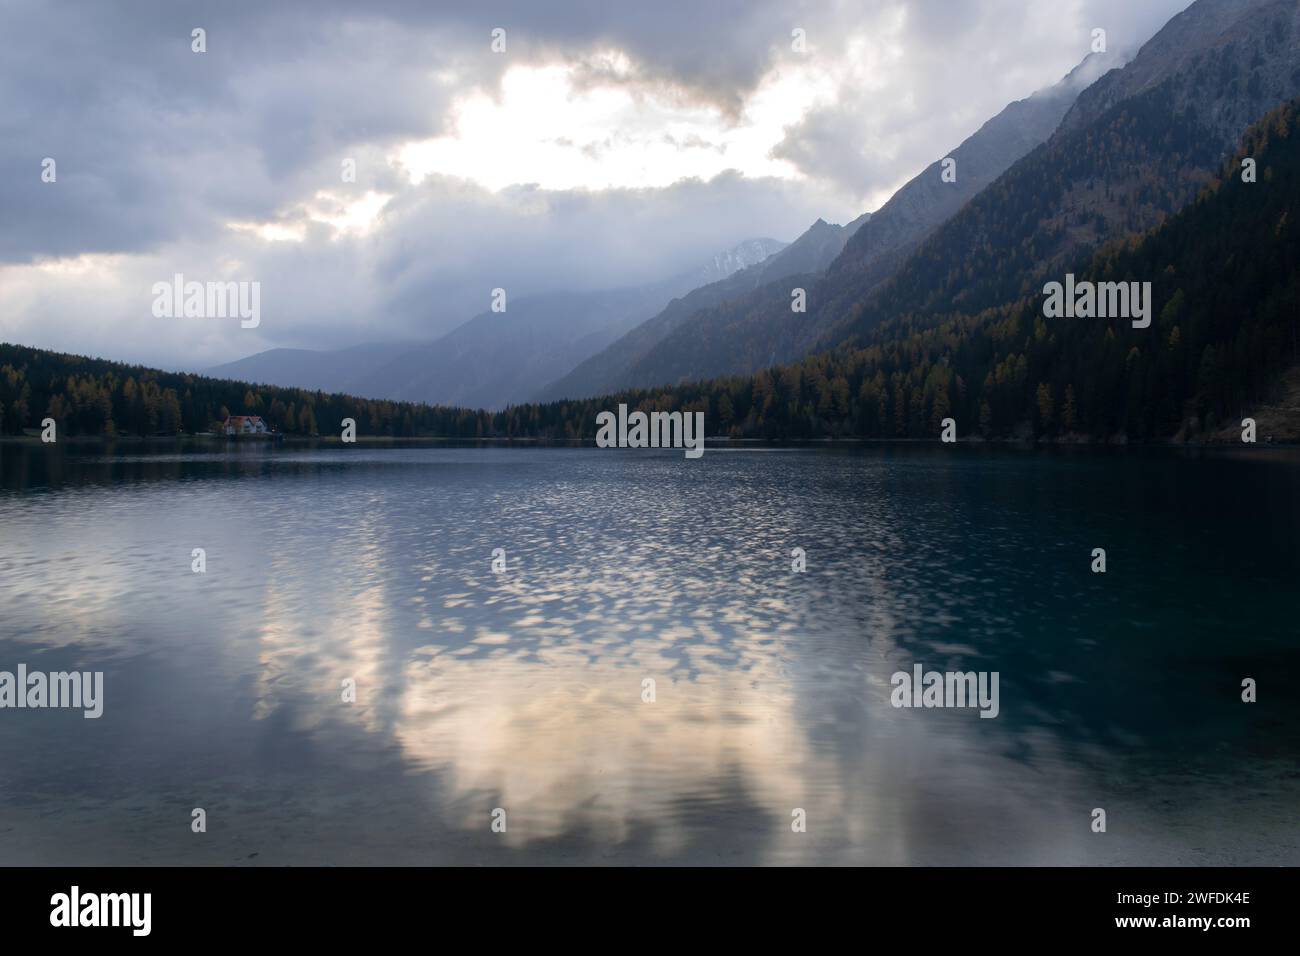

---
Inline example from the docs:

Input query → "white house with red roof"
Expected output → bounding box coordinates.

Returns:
[222,415,268,436]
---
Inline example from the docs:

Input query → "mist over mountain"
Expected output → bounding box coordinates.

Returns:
[202,341,416,395]
[694,239,792,286]
[827,51,1118,294]
[206,238,785,408]
[1057,0,1300,140]
[536,213,868,401]
[556,49,1117,397]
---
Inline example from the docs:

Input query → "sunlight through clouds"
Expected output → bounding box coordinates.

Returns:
[227,191,394,243]
[395,56,833,191]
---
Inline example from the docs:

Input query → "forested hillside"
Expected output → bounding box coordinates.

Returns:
[0,347,496,438]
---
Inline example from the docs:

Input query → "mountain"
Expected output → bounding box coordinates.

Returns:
[344,237,784,409]
[829,51,1116,290]
[1056,0,1300,141]
[695,238,793,285]
[554,50,1119,398]
[206,238,784,409]
[839,92,1300,443]
[536,213,868,401]
[203,341,414,394]
[825,0,1300,349]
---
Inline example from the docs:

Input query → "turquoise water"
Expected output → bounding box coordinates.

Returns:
[0,441,1296,864]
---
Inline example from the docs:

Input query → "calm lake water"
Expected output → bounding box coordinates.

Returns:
[1,441,1297,865]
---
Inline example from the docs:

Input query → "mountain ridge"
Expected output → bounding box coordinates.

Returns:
[205,236,786,409]
[535,212,869,402]
[828,0,1300,349]
[570,48,1122,396]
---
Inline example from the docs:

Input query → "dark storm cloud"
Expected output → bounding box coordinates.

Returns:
[0,0,465,261]
[0,0,832,264]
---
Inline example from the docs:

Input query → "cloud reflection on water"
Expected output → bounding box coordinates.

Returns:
[1,444,1296,864]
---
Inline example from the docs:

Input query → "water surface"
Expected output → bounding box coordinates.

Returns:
[1,441,1296,864]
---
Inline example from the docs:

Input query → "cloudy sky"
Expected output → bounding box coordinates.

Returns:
[0,0,1193,370]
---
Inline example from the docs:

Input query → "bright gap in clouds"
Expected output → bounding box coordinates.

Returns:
[396,54,836,192]
[226,190,394,243]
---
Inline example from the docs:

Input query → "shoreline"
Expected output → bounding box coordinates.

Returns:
[1,434,1296,449]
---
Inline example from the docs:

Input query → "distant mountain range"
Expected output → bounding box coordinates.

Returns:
[534,212,869,402]
[334,235,785,409]
[196,341,418,397]
[205,238,786,408]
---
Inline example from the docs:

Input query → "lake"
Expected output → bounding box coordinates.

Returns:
[1,441,1297,865]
